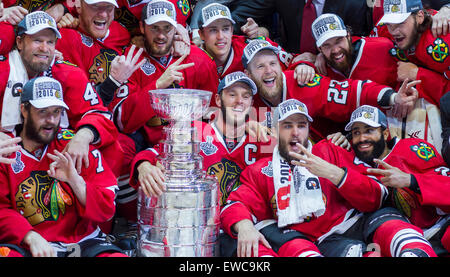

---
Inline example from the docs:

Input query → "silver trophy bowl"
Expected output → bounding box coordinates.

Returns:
[137,89,220,257]
[149,89,212,122]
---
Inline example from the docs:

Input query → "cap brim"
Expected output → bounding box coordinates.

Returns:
[29,99,69,110]
[25,26,62,39]
[221,78,257,95]
[144,17,178,28]
[279,112,313,123]
[344,119,381,131]
[316,29,347,47]
[202,16,236,28]
[83,0,119,8]
[378,13,411,24]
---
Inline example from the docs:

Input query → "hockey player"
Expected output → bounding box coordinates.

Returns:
[106,0,219,221]
[0,11,120,176]
[0,76,125,257]
[309,13,444,154]
[129,71,277,257]
[129,72,273,207]
[340,105,450,255]
[55,0,132,91]
[242,38,420,142]
[221,99,437,257]
[377,0,450,106]
[197,3,293,79]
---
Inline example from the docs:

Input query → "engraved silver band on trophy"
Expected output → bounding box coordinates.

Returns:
[137,89,220,257]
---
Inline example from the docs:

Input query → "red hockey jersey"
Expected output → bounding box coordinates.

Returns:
[110,44,219,139]
[324,37,399,89]
[251,71,395,142]
[0,23,15,55]
[369,138,450,229]
[220,139,387,242]
[0,128,117,245]
[129,120,274,206]
[0,54,119,149]
[56,21,131,86]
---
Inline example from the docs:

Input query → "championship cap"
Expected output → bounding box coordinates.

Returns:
[198,3,235,28]
[21,76,69,110]
[344,105,387,131]
[82,0,119,8]
[312,13,347,47]
[218,71,257,95]
[142,0,178,28]
[378,0,423,24]
[242,39,280,68]
[274,99,313,124]
[17,11,61,39]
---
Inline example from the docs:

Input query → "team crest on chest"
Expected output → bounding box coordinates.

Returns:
[207,158,243,205]
[15,171,73,226]
[200,136,218,156]
[427,38,449,63]
[410,142,436,161]
[88,49,118,84]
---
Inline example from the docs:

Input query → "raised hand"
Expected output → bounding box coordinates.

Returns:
[155,53,194,89]
[366,159,411,188]
[110,44,146,84]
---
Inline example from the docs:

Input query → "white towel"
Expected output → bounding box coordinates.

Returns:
[272,143,325,228]
[1,50,29,131]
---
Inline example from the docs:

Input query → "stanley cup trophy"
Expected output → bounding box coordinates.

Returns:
[137,89,220,257]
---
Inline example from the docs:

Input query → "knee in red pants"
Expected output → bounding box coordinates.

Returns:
[277,238,322,257]
[440,225,450,253]
[373,220,436,257]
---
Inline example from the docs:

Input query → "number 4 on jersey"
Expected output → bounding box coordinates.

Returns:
[84,83,100,105]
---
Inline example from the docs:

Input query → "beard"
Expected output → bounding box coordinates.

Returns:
[24,114,59,146]
[21,51,53,76]
[278,136,309,165]
[251,72,283,104]
[220,104,249,128]
[145,36,174,57]
[352,135,386,167]
[325,38,354,74]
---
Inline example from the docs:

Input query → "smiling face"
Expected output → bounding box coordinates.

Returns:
[140,21,175,57]
[245,50,283,104]
[216,82,253,128]
[199,18,233,65]
[16,29,57,78]
[277,113,310,163]
[319,34,353,74]
[78,0,115,39]
[350,122,389,166]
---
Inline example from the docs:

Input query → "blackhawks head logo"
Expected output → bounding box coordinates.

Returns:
[410,142,436,161]
[88,49,118,84]
[15,171,72,226]
[427,38,449,63]
[207,158,243,206]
